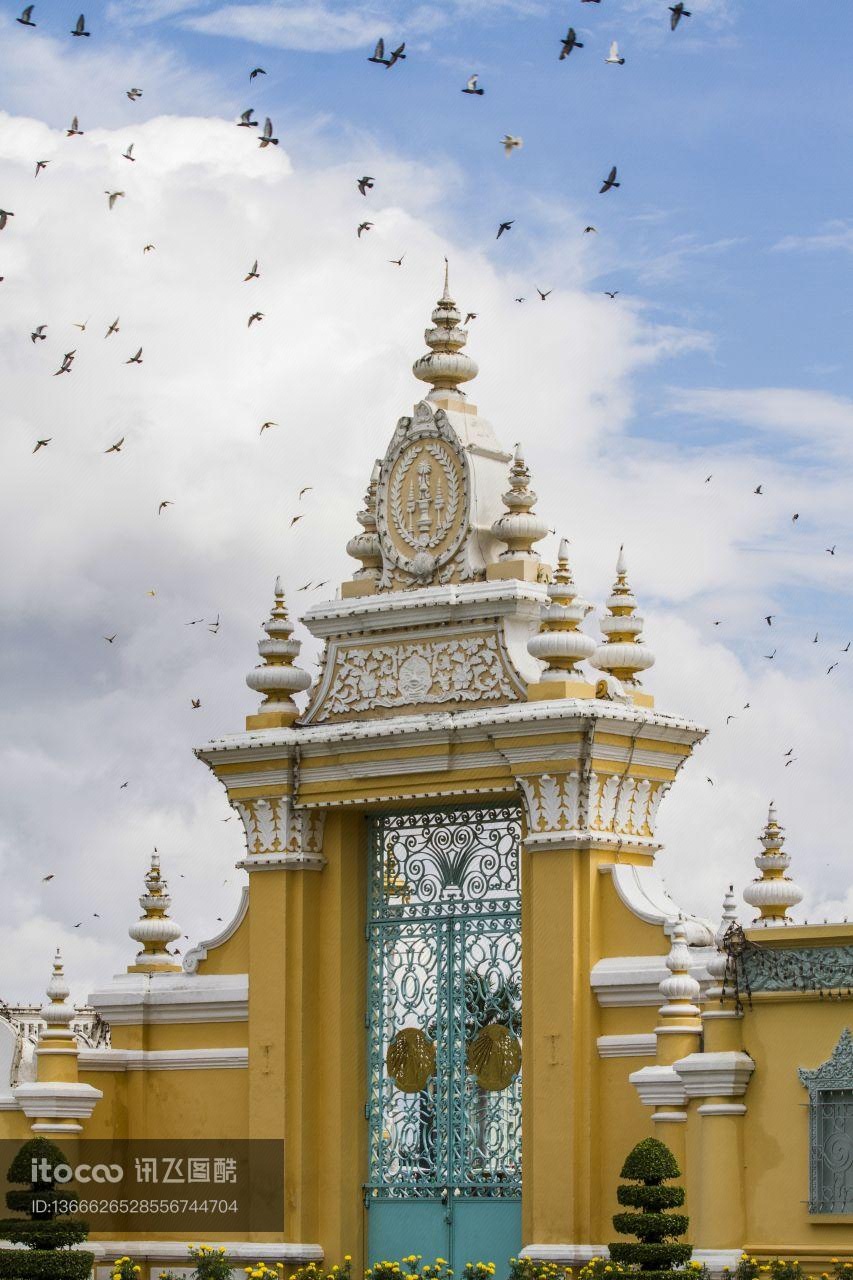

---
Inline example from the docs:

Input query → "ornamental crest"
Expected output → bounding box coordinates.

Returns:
[376,401,475,589]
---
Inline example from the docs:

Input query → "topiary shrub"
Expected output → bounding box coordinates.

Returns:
[0,1137,93,1279]
[608,1137,692,1280]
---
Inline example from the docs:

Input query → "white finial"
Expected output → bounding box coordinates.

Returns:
[40,948,75,1037]
[590,545,655,690]
[346,459,383,586]
[527,535,595,682]
[128,851,182,973]
[274,574,283,597]
[708,885,739,990]
[743,803,803,927]
[616,543,627,575]
[490,443,548,562]
[658,918,701,1018]
[558,536,571,561]
[412,268,478,400]
[246,578,312,728]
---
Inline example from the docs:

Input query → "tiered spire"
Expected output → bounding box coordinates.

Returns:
[743,803,803,927]
[657,920,702,1032]
[38,949,76,1049]
[412,262,478,401]
[490,444,549,563]
[591,547,655,704]
[345,460,383,591]
[245,577,312,730]
[526,537,595,699]
[706,885,739,998]
[128,853,182,973]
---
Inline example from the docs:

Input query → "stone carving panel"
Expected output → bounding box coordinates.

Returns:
[517,771,671,846]
[234,797,326,866]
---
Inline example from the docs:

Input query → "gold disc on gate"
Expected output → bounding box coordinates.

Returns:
[386,1027,436,1093]
[467,1023,521,1091]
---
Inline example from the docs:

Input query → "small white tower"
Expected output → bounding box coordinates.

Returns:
[128,852,183,973]
[246,577,312,730]
[590,546,655,706]
[743,803,803,927]
[526,537,595,699]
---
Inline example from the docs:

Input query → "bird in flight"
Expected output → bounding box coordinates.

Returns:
[783,748,794,757]
[583,225,597,234]
[250,67,266,80]
[599,166,619,193]
[464,312,477,324]
[248,311,264,326]
[120,780,129,788]
[123,143,136,161]
[559,28,583,59]
[357,222,373,238]
[827,545,837,556]
[72,318,88,331]
[208,614,221,634]
[357,176,375,195]
[368,38,387,63]
[605,41,625,65]
[245,260,260,280]
[238,109,258,128]
[191,698,201,709]
[669,3,691,29]
[143,243,155,252]
[158,501,172,514]
[259,421,277,433]
[725,714,736,725]
[33,438,51,452]
[66,116,83,137]
[764,615,775,626]
[389,254,405,266]
[290,514,305,527]
[497,220,514,238]
[17,5,36,25]
[298,486,313,499]
[104,437,125,453]
[462,74,484,95]
[843,642,851,654]
[71,13,90,36]
[34,159,49,177]
[31,324,47,342]
[515,297,525,304]
[126,87,142,100]
[500,135,522,155]
[605,290,619,299]
[537,288,551,301]
[126,347,143,364]
[765,649,776,660]
[105,317,120,337]
[54,350,75,376]
[753,484,763,495]
[259,118,279,147]
[827,663,839,676]
[385,43,406,67]
[105,190,125,209]
[791,512,799,522]
[42,873,54,882]
[104,634,116,643]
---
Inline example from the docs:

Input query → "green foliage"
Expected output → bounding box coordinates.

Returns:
[832,1263,853,1280]
[0,1137,91,1280]
[731,1259,806,1280]
[609,1138,691,1278]
[0,1250,94,1279]
[364,1260,453,1280]
[6,1142,67,1192]
[508,1260,572,1280]
[189,1245,234,1280]
[290,1261,353,1280]
[0,1222,89,1250]
[577,1259,627,1280]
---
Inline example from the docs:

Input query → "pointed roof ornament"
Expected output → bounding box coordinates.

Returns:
[40,949,74,1035]
[412,263,479,402]
[128,851,183,973]
[590,545,655,704]
[345,459,383,594]
[491,442,549,564]
[707,885,739,993]
[656,917,702,1047]
[526,535,596,699]
[743,802,803,927]
[245,578,312,729]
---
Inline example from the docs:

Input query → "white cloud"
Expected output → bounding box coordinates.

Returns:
[664,385,853,457]
[772,221,853,255]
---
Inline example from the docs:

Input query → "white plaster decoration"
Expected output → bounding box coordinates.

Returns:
[14,1080,102,1124]
[518,772,581,839]
[234,797,325,865]
[629,1063,687,1107]
[183,888,249,974]
[517,769,683,853]
[87,1243,323,1264]
[521,1247,607,1266]
[320,634,514,718]
[692,1251,746,1278]
[596,1034,657,1058]
[601,863,715,946]
[674,1050,755,1099]
[78,1048,248,1072]
[87,973,248,1025]
[697,1103,747,1116]
[592,952,715,1007]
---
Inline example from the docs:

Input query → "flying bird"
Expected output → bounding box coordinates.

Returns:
[105,317,120,337]
[66,116,83,137]
[537,289,551,301]
[765,649,776,660]
[70,13,90,36]
[599,166,619,193]
[497,220,514,238]
[389,254,405,266]
[143,243,155,252]
[583,225,597,233]
[843,642,851,654]
[31,324,47,342]
[725,715,736,725]
[120,781,129,788]
[298,486,313,499]
[104,437,124,453]
[754,484,763,494]
[104,634,116,643]
[827,546,837,556]
[105,190,125,209]
[245,260,260,280]
[41,874,54,882]
[386,43,406,67]
[792,512,799,522]
[17,6,36,25]
[126,88,142,100]
[515,297,525,304]
[238,108,258,127]
[250,67,266,79]
[72,319,88,331]
[559,28,583,59]
[605,41,625,65]
[158,501,172,514]
[122,144,136,161]
[462,74,484,95]
[669,3,691,29]
[34,160,49,176]
[464,312,477,324]
[208,614,220,633]
[357,222,373,237]
[827,663,839,675]
[126,347,143,363]
[33,438,51,452]
[290,514,305,527]
[259,421,277,433]
[191,698,201,708]
[605,290,619,299]
[53,350,75,375]
[764,615,775,626]
[259,117,278,147]
[248,311,264,326]
[368,38,387,63]
[500,135,522,155]
[357,176,375,195]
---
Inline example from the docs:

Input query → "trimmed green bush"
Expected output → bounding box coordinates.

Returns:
[0,1138,93,1280]
[608,1137,692,1280]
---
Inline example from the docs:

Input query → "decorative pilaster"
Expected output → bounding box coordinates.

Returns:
[590,547,655,708]
[127,853,182,973]
[234,796,326,870]
[14,951,101,1134]
[487,444,549,581]
[526,537,595,698]
[743,802,803,926]
[246,578,312,730]
[343,460,383,599]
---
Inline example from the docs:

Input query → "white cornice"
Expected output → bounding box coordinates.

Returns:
[674,1050,755,1098]
[87,973,248,1024]
[14,1081,102,1118]
[597,1033,657,1058]
[79,1048,248,1072]
[183,889,249,974]
[301,579,548,638]
[629,1063,687,1106]
[591,951,714,1006]
[601,863,715,946]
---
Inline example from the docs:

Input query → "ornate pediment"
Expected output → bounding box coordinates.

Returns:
[800,1029,853,1097]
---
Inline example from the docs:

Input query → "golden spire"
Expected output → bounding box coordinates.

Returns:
[590,546,655,706]
[245,577,312,730]
[743,803,803,927]
[412,262,478,402]
[526,537,595,700]
[128,852,183,973]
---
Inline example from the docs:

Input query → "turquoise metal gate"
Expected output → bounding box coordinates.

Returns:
[365,805,522,1271]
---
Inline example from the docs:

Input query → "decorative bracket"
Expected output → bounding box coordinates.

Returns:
[233,797,326,870]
